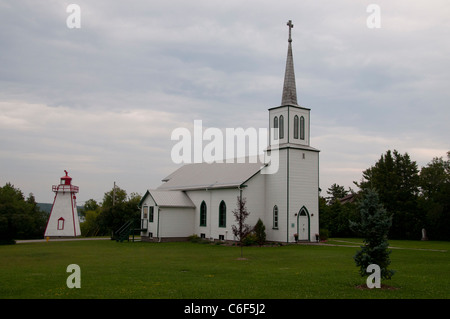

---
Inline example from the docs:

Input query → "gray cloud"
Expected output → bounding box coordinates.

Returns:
[1,0,449,203]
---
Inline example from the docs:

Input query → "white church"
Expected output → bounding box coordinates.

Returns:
[139,21,320,243]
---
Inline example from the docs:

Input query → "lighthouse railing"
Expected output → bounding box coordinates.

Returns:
[52,185,79,193]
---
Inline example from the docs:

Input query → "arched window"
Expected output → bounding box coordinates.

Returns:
[273,205,279,229]
[219,201,226,227]
[273,116,278,140]
[200,201,207,227]
[279,115,284,139]
[294,115,299,139]
[300,116,305,140]
[57,217,65,230]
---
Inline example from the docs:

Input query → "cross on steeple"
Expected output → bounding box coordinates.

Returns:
[287,20,294,42]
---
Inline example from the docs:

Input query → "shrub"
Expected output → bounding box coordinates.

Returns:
[254,218,266,246]
[242,233,258,246]
[319,228,329,241]
[188,234,201,243]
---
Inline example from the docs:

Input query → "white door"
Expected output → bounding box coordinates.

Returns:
[298,210,309,241]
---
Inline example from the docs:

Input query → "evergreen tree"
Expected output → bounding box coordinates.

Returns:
[326,183,349,204]
[319,187,358,238]
[350,189,395,280]
[253,218,266,246]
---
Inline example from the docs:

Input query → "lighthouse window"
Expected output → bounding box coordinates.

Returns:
[57,217,65,230]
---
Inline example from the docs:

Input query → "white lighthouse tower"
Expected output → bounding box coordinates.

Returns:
[44,170,81,238]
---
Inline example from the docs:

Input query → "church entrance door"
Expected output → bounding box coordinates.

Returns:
[297,207,310,241]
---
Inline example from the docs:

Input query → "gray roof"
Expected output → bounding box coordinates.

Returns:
[142,189,195,208]
[157,161,264,191]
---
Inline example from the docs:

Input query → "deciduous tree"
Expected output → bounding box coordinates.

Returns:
[232,196,252,258]
[355,150,422,239]
[0,183,47,243]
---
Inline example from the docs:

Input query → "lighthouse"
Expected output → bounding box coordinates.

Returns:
[44,170,81,238]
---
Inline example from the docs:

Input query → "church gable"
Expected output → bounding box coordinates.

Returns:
[140,189,195,208]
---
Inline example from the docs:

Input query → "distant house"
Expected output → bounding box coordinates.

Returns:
[339,193,356,205]
[139,21,320,243]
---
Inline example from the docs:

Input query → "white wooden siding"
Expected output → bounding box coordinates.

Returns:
[288,148,319,241]
[159,207,194,238]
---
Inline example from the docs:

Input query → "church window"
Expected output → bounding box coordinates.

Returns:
[300,116,305,140]
[143,206,148,219]
[219,200,226,227]
[273,205,279,229]
[294,115,299,139]
[149,206,154,223]
[273,116,279,140]
[279,115,284,139]
[200,201,207,227]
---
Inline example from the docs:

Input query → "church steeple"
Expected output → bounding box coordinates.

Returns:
[281,20,298,106]
[269,20,312,147]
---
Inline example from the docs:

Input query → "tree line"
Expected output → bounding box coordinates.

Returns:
[320,150,450,240]
[79,187,141,237]
[0,184,47,244]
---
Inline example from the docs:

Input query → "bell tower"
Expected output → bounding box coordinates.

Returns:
[265,21,320,243]
[269,20,311,148]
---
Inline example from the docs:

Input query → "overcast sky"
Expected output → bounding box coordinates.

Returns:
[1,0,449,204]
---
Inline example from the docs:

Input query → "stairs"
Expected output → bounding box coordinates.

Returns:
[114,220,134,242]
[113,220,147,242]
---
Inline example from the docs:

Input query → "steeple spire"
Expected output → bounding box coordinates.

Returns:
[281,20,298,106]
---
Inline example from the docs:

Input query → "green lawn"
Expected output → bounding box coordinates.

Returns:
[0,239,448,299]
